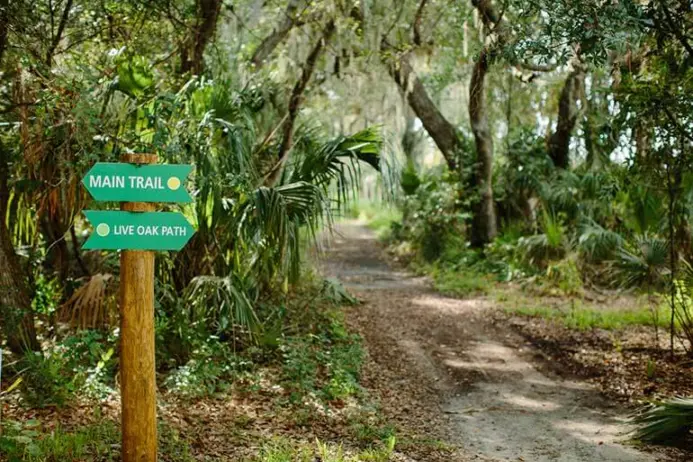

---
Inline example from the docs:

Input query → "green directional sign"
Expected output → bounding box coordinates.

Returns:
[83,211,195,250]
[82,163,193,203]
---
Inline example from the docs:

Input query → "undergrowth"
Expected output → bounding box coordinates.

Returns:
[1,275,373,461]
[0,420,192,462]
[505,300,673,331]
[255,437,396,462]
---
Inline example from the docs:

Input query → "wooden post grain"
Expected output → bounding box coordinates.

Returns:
[120,153,157,462]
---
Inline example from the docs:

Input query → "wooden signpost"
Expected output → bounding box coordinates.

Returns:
[82,154,194,461]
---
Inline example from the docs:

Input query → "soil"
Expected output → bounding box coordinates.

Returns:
[318,221,685,462]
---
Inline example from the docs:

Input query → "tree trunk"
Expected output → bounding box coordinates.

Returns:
[0,143,41,354]
[0,0,40,354]
[251,0,304,69]
[469,48,497,247]
[386,50,459,171]
[181,0,222,74]
[634,121,651,160]
[548,66,584,169]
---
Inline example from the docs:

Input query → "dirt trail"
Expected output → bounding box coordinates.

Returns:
[318,222,666,462]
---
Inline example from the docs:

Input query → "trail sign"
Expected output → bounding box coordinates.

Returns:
[80,155,195,461]
[82,163,193,203]
[83,210,195,250]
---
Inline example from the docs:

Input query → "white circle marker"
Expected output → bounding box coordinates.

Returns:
[96,223,110,237]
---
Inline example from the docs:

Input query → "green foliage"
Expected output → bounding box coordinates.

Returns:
[184,275,258,339]
[30,273,61,316]
[114,55,155,98]
[17,329,120,406]
[19,352,77,408]
[256,437,395,462]
[577,221,624,263]
[631,397,693,444]
[610,235,670,289]
[279,309,363,403]
[395,173,468,262]
[0,420,119,461]
[545,255,583,295]
[0,419,193,461]
[163,338,252,397]
[400,160,421,196]
[427,264,491,297]
[507,300,672,331]
[517,210,567,267]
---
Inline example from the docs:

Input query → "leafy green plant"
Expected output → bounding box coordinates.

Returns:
[577,221,624,263]
[0,419,118,461]
[184,274,258,340]
[0,419,193,461]
[517,210,567,267]
[631,397,693,443]
[19,352,77,408]
[321,278,359,306]
[279,310,363,403]
[163,338,253,397]
[546,255,583,295]
[428,264,491,297]
[610,235,669,289]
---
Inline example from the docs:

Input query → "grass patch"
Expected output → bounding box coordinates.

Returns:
[506,300,672,331]
[423,264,492,297]
[255,437,396,462]
[0,420,193,462]
[348,200,401,239]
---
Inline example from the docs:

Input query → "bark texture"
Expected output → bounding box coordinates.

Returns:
[386,49,459,171]
[0,2,40,354]
[0,143,41,354]
[181,0,222,74]
[119,153,158,462]
[469,49,497,246]
[548,66,585,169]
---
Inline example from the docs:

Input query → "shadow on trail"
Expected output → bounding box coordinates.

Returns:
[318,221,663,462]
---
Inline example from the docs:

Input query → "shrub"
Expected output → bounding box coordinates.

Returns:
[19,352,77,408]
[631,397,693,444]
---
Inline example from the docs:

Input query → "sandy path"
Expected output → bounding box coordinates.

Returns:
[318,222,667,462]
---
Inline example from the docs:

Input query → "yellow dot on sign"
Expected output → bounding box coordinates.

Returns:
[96,223,110,237]
[167,177,181,190]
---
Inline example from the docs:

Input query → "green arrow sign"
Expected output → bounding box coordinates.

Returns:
[82,163,193,203]
[83,211,195,250]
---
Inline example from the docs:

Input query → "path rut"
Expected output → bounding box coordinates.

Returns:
[318,222,667,462]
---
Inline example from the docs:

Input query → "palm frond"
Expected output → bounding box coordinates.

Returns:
[577,221,624,262]
[185,275,258,339]
[631,397,693,443]
[610,234,669,289]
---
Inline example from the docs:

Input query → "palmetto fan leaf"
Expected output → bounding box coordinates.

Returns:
[631,397,693,443]
[611,235,669,289]
[577,221,624,262]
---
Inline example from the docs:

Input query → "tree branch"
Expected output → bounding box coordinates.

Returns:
[660,3,693,59]
[262,20,336,185]
[46,0,73,66]
[413,0,429,46]
[251,0,305,69]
